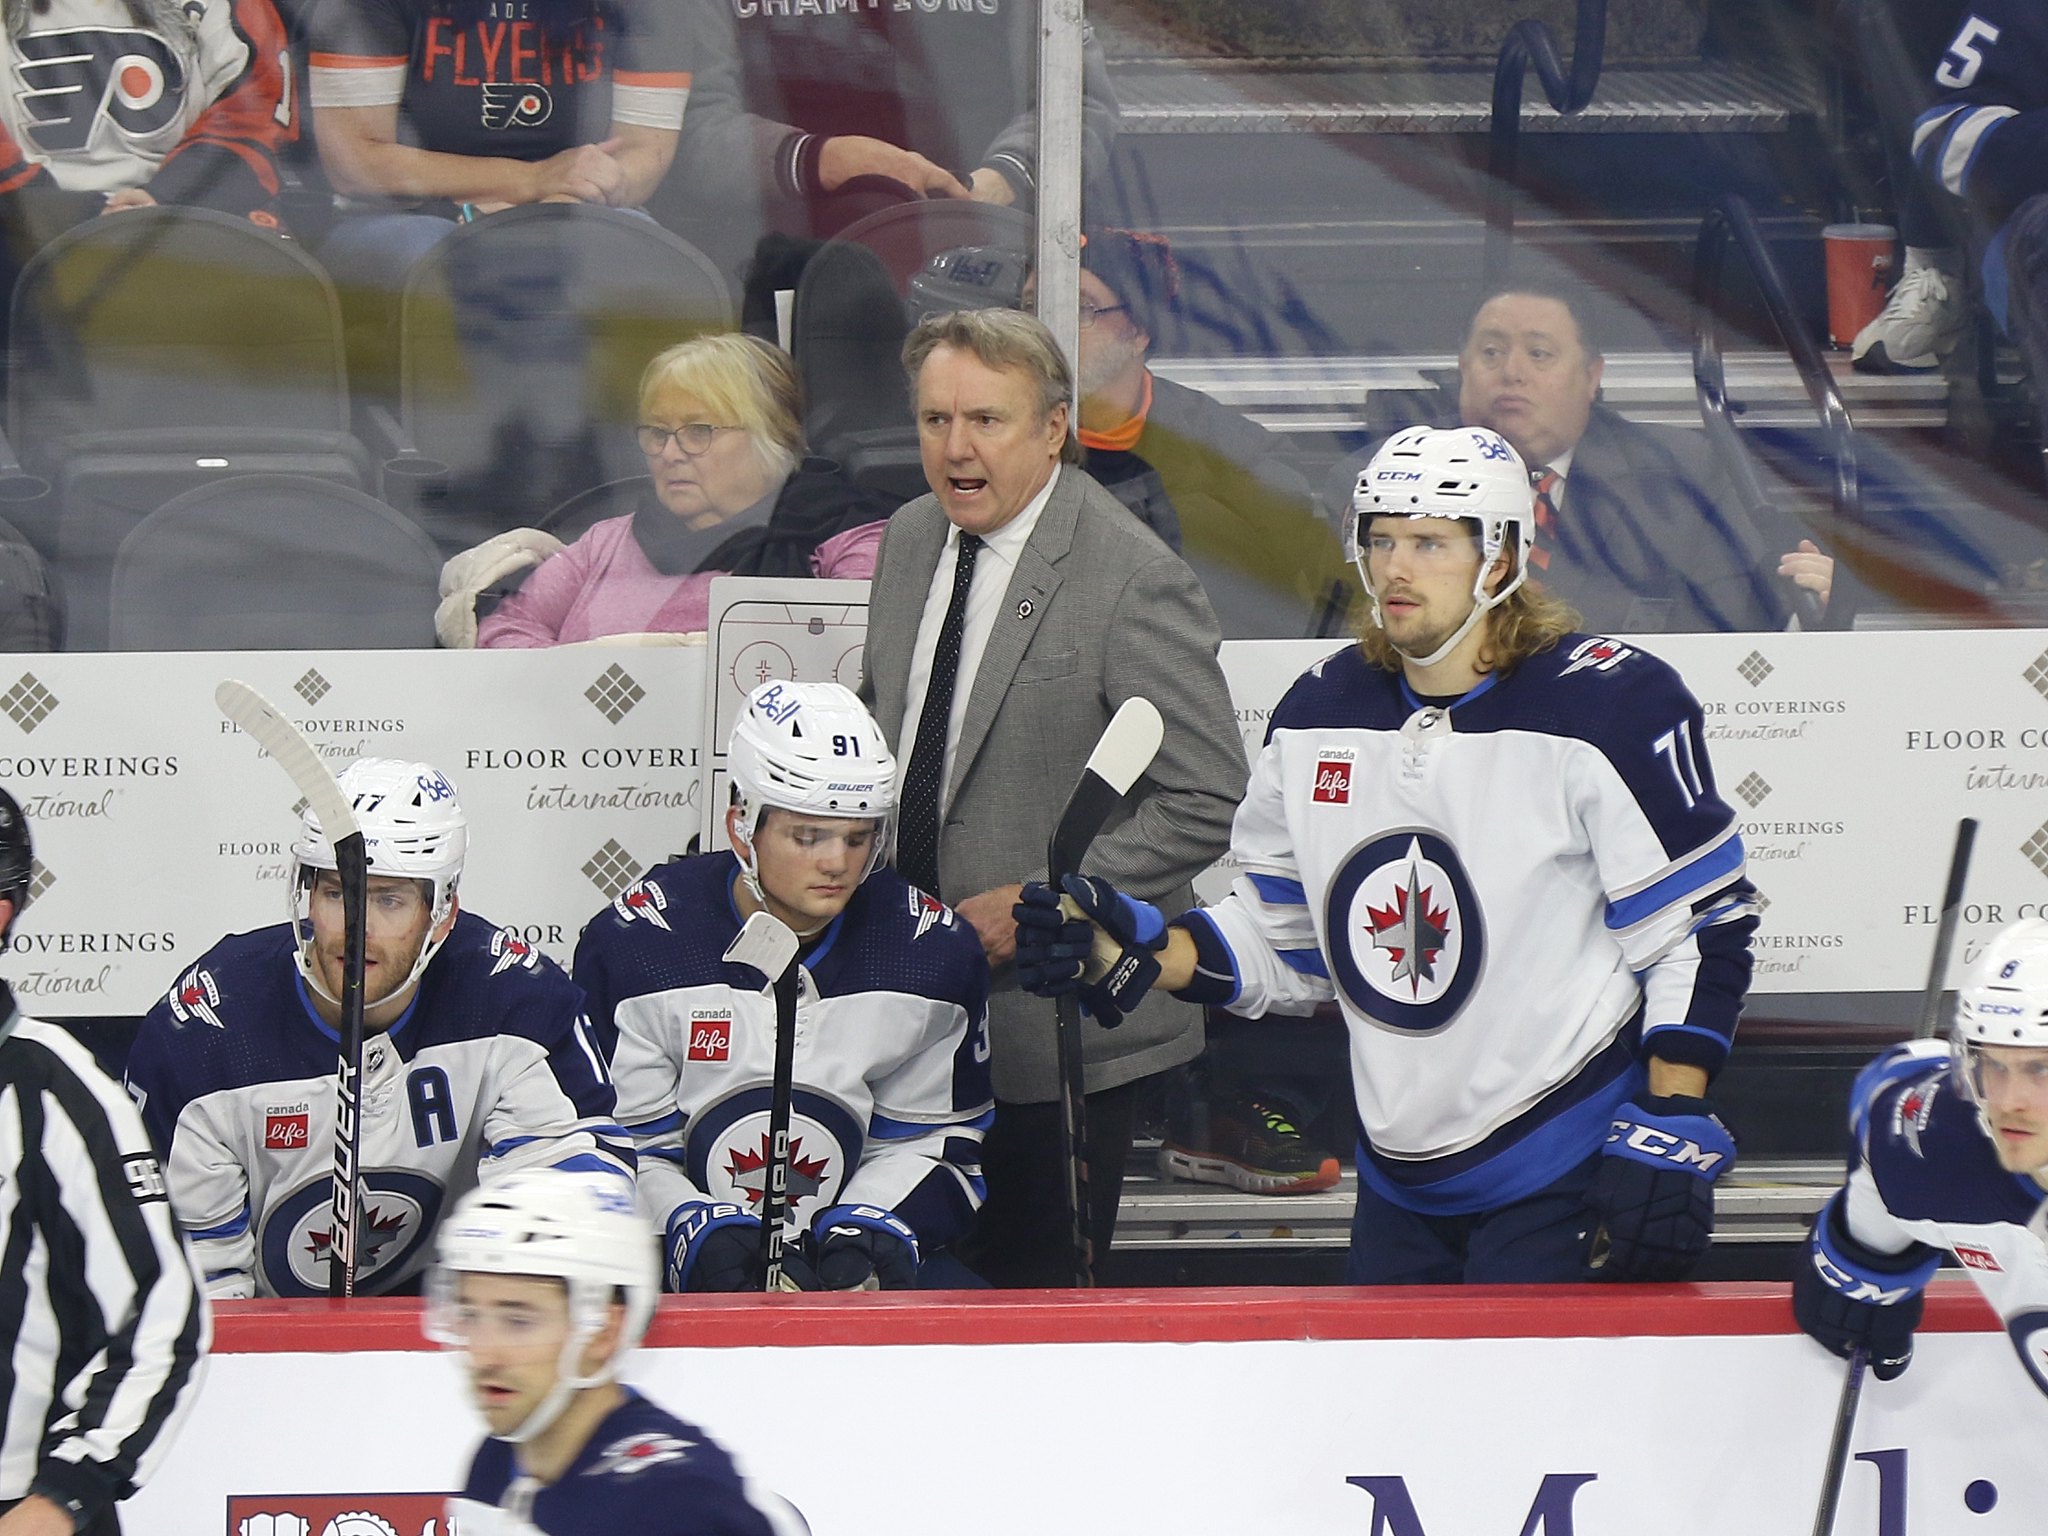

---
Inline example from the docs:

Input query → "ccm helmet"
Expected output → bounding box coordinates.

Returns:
[1348,424,1536,667]
[728,680,896,898]
[1953,918,2048,1171]
[425,1171,659,1443]
[290,758,467,1003]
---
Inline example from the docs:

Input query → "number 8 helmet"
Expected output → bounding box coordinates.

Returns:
[727,680,896,899]
[1348,424,1536,668]
[1953,917,2048,1171]
[290,758,468,1004]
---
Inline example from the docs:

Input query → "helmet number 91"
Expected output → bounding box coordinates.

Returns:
[832,734,863,757]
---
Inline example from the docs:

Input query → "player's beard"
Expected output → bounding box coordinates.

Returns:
[1077,328,1146,404]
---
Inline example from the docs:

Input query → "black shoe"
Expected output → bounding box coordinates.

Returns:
[1160,1096,1340,1195]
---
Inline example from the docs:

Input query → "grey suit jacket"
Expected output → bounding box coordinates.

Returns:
[859,464,1248,1102]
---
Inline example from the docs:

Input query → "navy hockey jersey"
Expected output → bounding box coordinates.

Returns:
[1840,1042,2048,1397]
[450,1390,808,1535]
[577,854,992,1257]
[1191,637,1757,1214]
[1913,0,2048,219]
[126,912,630,1298]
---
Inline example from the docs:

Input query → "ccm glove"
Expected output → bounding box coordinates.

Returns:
[1792,1192,1939,1380]
[808,1204,921,1290]
[1057,873,1166,1029]
[1013,881,1096,996]
[1585,1094,1736,1281]
[666,1201,764,1293]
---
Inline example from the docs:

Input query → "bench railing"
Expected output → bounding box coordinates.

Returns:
[1484,0,1609,286]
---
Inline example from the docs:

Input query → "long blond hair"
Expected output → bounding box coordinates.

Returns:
[1357,550,1581,678]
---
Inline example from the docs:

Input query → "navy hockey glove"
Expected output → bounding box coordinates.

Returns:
[666,1202,764,1293]
[1013,881,1096,996]
[809,1203,921,1291]
[1057,873,1166,1029]
[1584,1094,1736,1281]
[1791,1192,1939,1380]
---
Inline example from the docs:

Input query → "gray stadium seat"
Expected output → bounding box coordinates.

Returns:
[109,474,440,651]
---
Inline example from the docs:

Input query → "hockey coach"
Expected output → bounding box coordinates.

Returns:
[1018,424,1760,1284]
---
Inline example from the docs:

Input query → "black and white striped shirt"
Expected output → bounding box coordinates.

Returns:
[0,991,208,1527]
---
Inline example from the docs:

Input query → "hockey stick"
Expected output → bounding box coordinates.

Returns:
[724,910,802,1292]
[1809,817,1976,1536]
[215,681,368,1299]
[1046,697,1165,1288]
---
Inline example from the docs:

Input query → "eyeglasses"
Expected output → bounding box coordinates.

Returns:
[636,422,744,455]
[1077,301,1129,330]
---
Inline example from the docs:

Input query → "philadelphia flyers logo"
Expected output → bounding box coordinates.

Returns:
[14,28,190,153]
[480,82,552,130]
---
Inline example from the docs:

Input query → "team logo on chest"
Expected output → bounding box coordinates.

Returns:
[13,27,191,154]
[1324,829,1484,1033]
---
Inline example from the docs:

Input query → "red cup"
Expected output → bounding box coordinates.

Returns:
[1822,223,1897,348]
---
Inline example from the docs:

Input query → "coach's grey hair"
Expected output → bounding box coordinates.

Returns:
[903,309,1083,465]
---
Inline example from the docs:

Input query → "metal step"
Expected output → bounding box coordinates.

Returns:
[1108,60,1816,136]
[1116,1157,1836,1251]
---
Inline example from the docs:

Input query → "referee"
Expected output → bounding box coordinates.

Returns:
[0,790,207,1536]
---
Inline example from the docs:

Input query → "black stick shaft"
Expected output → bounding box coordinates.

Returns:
[330,831,368,1299]
[1916,818,1977,1040]
[760,967,801,1291]
[1809,1347,1867,1536]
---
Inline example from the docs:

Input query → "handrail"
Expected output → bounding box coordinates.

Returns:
[1485,0,1608,287]
[1691,194,1856,629]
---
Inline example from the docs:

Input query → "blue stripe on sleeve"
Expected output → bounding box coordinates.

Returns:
[1249,873,1309,906]
[1278,946,1330,978]
[548,1152,629,1176]
[191,1207,250,1241]
[1606,836,1745,931]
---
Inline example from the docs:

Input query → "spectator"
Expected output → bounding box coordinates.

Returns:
[306,0,690,276]
[579,681,992,1293]
[0,788,207,1536]
[1324,286,1833,632]
[662,0,1115,245]
[0,0,292,221]
[1057,226,1355,639]
[452,333,894,648]
[858,308,1245,1286]
[125,758,630,1299]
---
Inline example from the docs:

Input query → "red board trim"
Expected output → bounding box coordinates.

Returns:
[209,1279,2000,1354]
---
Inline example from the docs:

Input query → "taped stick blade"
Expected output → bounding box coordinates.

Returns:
[215,679,360,850]
[724,909,800,989]
[1084,698,1163,798]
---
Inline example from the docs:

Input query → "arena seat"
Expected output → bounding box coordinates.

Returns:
[826,200,1035,298]
[398,206,732,553]
[8,206,370,648]
[108,474,440,651]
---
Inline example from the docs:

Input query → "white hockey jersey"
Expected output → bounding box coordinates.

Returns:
[125,913,630,1298]
[1841,1042,2048,1397]
[576,853,992,1256]
[1189,637,1757,1215]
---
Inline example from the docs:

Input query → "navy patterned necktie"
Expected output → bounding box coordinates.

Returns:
[896,533,982,896]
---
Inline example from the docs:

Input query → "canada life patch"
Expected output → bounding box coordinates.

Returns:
[687,1011,731,1063]
[1312,757,1352,805]
[264,1107,310,1151]
[1955,1244,2002,1273]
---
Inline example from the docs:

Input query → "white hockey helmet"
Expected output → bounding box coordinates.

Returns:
[727,679,896,896]
[289,758,467,1004]
[1348,424,1536,667]
[424,1171,659,1443]
[1953,918,2048,1169]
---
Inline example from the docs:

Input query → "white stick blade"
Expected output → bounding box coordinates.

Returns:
[723,909,800,988]
[1084,697,1164,797]
[215,679,360,848]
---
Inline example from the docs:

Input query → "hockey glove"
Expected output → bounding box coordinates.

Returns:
[666,1202,764,1293]
[1013,881,1096,996]
[1056,873,1166,1029]
[1584,1095,1736,1281]
[809,1203,921,1291]
[1791,1192,1939,1380]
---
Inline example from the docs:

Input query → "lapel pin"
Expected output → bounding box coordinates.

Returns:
[1016,598,1035,620]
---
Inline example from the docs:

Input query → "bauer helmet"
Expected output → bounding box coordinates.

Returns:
[425,1171,659,1443]
[727,679,895,898]
[1348,424,1535,667]
[289,758,467,1004]
[1953,918,2048,1169]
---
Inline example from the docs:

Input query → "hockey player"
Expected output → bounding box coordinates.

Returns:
[1016,424,1759,1284]
[125,758,629,1299]
[431,1171,808,1535]
[577,679,992,1292]
[1793,918,2048,1395]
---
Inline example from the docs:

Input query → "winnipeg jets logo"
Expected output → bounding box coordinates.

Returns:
[908,887,953,940]
[488,929,540,976]
[589,1432,694,1477]
[725,1131,830,1209]
[1893,1080,1939,1157]
[306,1204,409,1270]
[1325,829,1484,1033]
[168,966,224,1029]
[1561,636,1634,676]
[13,27,191,154]
[480,82,552,130]
[614,880,670,931]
